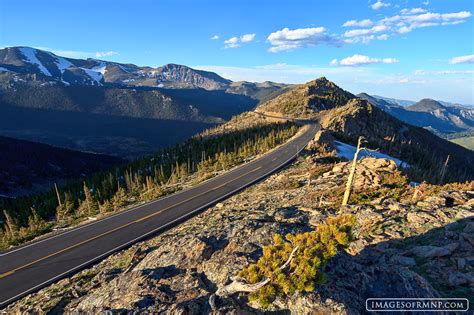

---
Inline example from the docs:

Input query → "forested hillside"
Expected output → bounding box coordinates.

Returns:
[0,136,122,198]
[0,121,299,249]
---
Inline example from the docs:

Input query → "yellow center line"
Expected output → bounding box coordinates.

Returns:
[0,166,263,279]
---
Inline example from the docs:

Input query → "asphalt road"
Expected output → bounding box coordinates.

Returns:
[0,122,318,308]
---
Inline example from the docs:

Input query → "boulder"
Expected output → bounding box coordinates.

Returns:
[390,255,416,266]
[411,243,458,258]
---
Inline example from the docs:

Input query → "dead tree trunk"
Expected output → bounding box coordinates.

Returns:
[342,136,364,206]
[54,183,62,207]
[439,155,450,184]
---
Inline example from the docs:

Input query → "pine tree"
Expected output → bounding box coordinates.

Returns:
[27,207,46,233]
[83,182,99,215]
[56,192,75,221]
[112,186,128,210]
[2,209,18,239]
[238,214,355,308]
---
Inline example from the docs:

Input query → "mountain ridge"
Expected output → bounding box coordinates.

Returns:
[0,46,286,93]
[357,93,474,136]
[253,78,474,182]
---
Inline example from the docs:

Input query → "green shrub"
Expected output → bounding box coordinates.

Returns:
[238,214,356,308]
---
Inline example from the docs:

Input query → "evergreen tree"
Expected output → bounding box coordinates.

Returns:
[82,182,99,216]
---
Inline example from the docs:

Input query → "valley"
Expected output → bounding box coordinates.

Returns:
[451,136,474,151]
[0,47,286,160]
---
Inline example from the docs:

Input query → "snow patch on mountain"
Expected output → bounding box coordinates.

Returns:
[0,67,11,72]
[48,52,73,73]
[333,140,410,168]
[19,47,52,76]
[118,64,132,73]
[80,68,103,85]
[91,62,107,75]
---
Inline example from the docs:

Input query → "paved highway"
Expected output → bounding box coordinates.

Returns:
[0,122,318,308]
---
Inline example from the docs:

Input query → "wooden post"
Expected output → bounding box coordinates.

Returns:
[342,136,364,206]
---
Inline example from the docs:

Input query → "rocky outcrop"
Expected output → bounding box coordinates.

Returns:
[320,99,474,183]
[7,153,474,314]
[257,77,355,118]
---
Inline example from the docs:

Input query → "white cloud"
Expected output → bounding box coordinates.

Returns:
[224,36,240,49]
[240,33,256,43]
[344,25,388,37]
[211,35,219,40]
[95,51,119,58]
[414,69,474,75]
[223,33,256,48]
[342,9,471,43]
[392,11,472,33]
[400,8,427,15]
[343,19,373,27]
[331,54,399,66]
[371,0,390,10]
[449,54,474,64]
[266,27,341,52]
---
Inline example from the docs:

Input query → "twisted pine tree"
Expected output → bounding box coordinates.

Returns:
[236,214,356,308]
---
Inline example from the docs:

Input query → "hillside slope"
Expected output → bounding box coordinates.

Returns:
[257,78,474,182]
[257,77,354,117]
[322,99,474,182]
[7,148,473,313]
[0,84,254,123]
[0,136,122,197]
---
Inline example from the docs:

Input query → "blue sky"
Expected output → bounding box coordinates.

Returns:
[1,0,473,103]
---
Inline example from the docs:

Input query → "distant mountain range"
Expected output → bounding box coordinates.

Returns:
[370,95,415,107]
[357,93,474,136]
[0,46,290,96]
[0,47,230,89]
[369,94,473,109]
[0,46,291,158]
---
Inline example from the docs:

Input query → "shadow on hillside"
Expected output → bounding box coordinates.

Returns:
[218,216,473,314]
[0,104,216,159]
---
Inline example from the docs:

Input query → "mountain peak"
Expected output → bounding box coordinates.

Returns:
[257,77,355,118]
[313,76,329,82]
[407,98,446,112]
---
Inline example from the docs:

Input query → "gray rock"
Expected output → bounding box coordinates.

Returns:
[464,222,474,233]
[411,243,458,258]
[457,258,466,270]
[390,255,416,266]
[448,272,474,286]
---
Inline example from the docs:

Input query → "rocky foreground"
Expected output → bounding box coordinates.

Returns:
[6,136,474,314]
